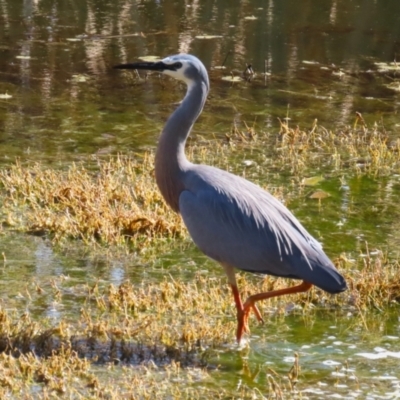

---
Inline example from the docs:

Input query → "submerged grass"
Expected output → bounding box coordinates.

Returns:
[1,118,400,247]
[0,154,184,248]
[0,251,398,398]
[275,118,400,176]
[0,120,400,397]
[227,116,400,176]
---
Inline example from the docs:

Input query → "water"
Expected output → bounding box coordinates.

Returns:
[1,0,399,163]
[1,0,400,397]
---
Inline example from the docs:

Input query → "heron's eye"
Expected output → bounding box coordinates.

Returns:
[172,62,182,70]
[163,61,182,71]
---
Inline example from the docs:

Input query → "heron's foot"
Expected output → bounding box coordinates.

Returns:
[244,300,264,325]
[236,300,264,342]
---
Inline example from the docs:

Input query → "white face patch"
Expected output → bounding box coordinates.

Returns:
[161,58,192,85]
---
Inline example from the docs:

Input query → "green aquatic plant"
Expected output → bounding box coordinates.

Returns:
[1,118,399,247]
[0,248,398,399]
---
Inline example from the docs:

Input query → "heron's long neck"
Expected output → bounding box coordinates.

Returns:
[155,81,208,212]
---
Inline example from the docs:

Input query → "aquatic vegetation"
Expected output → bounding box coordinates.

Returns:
[276,119,400,176]
[1,119,400,248]
[227,117,400,177]
[0,250,398,398]
[0,122,400,398]
[0,274,305,398]
[0,155,184,247]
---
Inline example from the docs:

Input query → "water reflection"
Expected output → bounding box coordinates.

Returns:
[34,240,61,277]
[0,0,399,163]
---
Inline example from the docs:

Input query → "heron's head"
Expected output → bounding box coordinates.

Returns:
[114,54,209,90]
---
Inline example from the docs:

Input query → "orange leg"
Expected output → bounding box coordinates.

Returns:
[233,280,313,343]
[229,284,264,341]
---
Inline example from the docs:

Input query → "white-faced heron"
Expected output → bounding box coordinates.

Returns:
[114,54,347,343]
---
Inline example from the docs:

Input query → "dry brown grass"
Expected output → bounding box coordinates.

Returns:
[227,117,400,177]
[277,118,400,176]
[336,249,400,309]
[0,121,399,397]
[1,118,399,247]
[0,273,324,399]
[0,250,397,398]
[0,155,184,247]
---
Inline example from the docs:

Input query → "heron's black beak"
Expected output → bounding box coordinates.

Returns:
[113,61,182,72]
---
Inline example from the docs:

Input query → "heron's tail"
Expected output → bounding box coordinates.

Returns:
[297,254,347,294]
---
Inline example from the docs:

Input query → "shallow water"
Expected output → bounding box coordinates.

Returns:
[1,0,400,397]
[0,0,399,163]
[1,232,399,398]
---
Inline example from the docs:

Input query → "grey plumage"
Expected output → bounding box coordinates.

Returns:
[180,166,344,292]
[114,54,347,342]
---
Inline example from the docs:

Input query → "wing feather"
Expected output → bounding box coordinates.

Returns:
[178,165,346,293]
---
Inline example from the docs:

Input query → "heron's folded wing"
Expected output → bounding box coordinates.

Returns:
[179,188,346,293]
[179,188,306,277]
